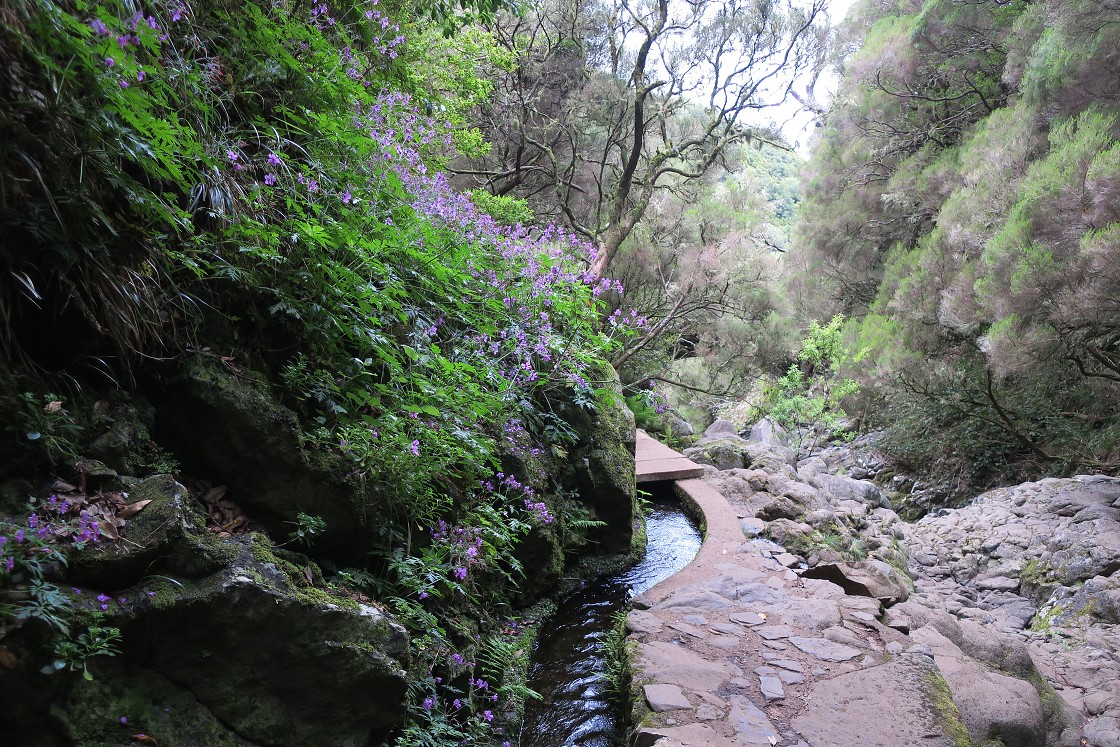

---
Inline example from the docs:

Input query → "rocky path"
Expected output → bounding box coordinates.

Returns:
[628,425,1119,747]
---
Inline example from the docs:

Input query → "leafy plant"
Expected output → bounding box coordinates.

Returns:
[47,620,122,681]
[285,513,326,548]
[754,315,866,454]
[12,394,83,464]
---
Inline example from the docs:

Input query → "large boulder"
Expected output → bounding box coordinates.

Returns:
[120,534,409,747]
[156,357,370,554]
[748,417,789,447]
[911,625,1046,747]
[800,560,911,606]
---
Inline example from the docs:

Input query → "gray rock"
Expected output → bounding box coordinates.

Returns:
[627,610,664,635]
[779,670,806,684]
[730,611,766,626]
[793,655,958,746]
[644,683,693,712]
[800,561,911,606]
[749,417,789,447]
[788,636,863,662]
[729,695,781,746]
[757,670,785,701]
[705,418,741,438]
[756,624,796,640]
[656,590,735,610]
[1085,716,1120,747]
[814,473,886,506]
[669,621,708,639]
[911,625,1045,747]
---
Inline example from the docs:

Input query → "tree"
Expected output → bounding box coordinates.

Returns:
[460,0,829,280]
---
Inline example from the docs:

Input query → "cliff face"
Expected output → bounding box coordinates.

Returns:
[793,0,1120,490]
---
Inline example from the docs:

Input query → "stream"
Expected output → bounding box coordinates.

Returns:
[518,492,702,747]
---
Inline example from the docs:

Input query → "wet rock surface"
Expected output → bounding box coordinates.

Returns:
[630,433,1119,747]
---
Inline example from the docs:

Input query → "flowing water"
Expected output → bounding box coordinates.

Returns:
[518,493,702,746]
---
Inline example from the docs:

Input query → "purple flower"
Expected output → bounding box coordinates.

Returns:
[136,69,145,82]
[264,173,277,186]
[171,7,183,22]
[409,440,419,456]
[120,717,127,725]
[341,188,352,204]
[226,150,238,162]
[423,697,434,711]
[453,566,467,581]
[450,653,463,665]
[91,19,109,35]
[267,152,281,166]
[483,710,493,722]
[117,35,131,48]
[452,698,462,709]
[119,80,130,89]
[2,558,13,572]
[14,529,24,543]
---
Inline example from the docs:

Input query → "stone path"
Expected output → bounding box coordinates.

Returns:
[636,429,706,483]
[625,431,1094,747]
[628,476,949,747]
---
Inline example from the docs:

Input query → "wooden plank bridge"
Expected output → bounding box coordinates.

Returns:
[634,429,706,483]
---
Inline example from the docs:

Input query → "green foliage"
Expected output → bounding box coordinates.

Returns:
[49,621,122,681]
[599,608,632,702]
[755,315,865,453]
[10,394,83,464]
[794,0,1120,489]
[285,513,327,548]
[2,0,631,742]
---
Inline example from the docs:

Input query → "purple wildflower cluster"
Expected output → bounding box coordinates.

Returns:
[350,90,650,389]
[430,520,485,586]
[647,380,671,415]
[0,496,107,576]
[416,645,514,741]
[478,472,554,525]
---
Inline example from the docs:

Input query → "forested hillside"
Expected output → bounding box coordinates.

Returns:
[794,0,1120,494]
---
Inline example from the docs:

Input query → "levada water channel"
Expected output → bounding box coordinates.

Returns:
[518,487,702,746]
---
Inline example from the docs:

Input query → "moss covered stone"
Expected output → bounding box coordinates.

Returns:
[555,359,637,555]
[155,356,374,559]
[113,533,409,747]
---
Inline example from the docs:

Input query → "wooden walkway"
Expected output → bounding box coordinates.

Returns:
[635,429,706,483]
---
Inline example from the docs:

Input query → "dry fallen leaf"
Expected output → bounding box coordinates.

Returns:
[0,645,17,669]
[118,499,153,519]
[44,400,63,413]
[131,734,159,745]
[303,566,314,584]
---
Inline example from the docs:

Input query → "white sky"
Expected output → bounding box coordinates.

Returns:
[772,0,859,155]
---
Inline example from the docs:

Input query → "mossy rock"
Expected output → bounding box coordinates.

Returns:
[553,359,636,555]
[113,533,409,747]
[69,474,232,587]
[155,356,373,559]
